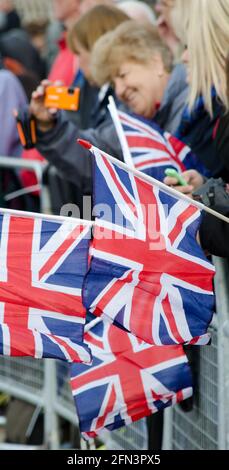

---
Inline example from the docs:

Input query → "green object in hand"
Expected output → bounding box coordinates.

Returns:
[165,168,188,186]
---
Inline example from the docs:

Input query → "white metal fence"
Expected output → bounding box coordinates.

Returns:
[164,324,219,450]
[101,419,148,450]
[163,257,229,450]
[0,156,50,213]
[0,358,76,449]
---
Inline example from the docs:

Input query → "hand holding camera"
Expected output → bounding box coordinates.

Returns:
[44,85,80,112]
[29,80,80,133]
[15,80,80,149]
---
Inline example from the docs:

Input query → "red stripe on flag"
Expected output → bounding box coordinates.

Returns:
[4,217,35,354]
[161,294,185,344]
[169,206,199,245]
[39,224,86,280]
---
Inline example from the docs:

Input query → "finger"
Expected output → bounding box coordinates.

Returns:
[164,176,179,186]
[32,86,46,99]
[49,108,58,115]
[181,170,197,182]
[54,80,64,86]
[31,90,43,100]
[175,185,194,194]
[41,79,52,87]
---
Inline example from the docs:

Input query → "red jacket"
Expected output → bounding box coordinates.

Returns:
[48,33,78,86]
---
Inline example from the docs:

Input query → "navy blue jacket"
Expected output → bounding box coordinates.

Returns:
[176,96,224,177]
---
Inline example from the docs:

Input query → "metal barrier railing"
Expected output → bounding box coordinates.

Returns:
[101,419,148,450]
[0,156,50,214]
[163,257,229,450]
[0,358,77,449]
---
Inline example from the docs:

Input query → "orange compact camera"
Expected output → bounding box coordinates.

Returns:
[44,86,80,111]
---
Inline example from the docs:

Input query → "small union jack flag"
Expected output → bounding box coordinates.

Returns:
[118,110,208,180]
[0,211,92,363]
[71,318,193,438]
[81,143,215,346]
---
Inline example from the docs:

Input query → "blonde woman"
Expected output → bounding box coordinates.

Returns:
[163,0,229,192]
[171,0,229,116]
[90,4,224,177]
[90,20,189,132]
[27,21,176,204]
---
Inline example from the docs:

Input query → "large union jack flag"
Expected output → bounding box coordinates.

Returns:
[118,111,208,180]
[71,318,193,438]
[82,144,215,346]
[0,211,92,363]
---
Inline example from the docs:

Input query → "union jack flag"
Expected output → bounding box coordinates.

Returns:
[118,111,207,180]
[71,318,193,438]
[0,211,92,363]
[82,144,215,346]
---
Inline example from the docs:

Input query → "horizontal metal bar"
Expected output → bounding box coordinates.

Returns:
[0,156,47,172]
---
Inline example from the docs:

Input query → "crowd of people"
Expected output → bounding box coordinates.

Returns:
[0,0,229,449]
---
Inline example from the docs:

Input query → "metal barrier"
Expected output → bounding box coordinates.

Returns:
[103,257,229,450]
[0,156,50,214]
[163,257,229,450]
[101,419,148,450]
[0,358,77,449]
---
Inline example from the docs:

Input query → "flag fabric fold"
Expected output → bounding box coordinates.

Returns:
[117,110,209,179]
[71,318,193,438]
[0,211,92,363]
[83,145,215,346]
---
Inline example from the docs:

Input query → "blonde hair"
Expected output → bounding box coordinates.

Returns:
[68,4,129,53]
[91,20,173,86]
[170,0,189,44]
[172,0,229,115]
[226,51,229,101]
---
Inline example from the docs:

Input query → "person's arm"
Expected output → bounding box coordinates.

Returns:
[36,114,122,195]
[29,80,122,194]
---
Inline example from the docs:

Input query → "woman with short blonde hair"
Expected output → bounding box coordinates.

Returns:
[91,20,173,86]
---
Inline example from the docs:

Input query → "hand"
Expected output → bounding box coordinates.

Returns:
[29,79,61,132]
[164,170,205,198]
